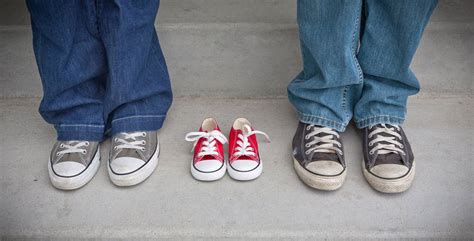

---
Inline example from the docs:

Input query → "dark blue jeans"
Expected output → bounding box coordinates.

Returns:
[26,0,172,141]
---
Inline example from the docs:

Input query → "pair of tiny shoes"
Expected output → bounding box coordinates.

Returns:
[185,118,270,181]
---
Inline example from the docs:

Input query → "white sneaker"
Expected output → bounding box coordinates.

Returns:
[108,131,159,186]
[48,141,100,190]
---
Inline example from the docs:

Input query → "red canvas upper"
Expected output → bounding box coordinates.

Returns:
[192,125,225,164]
[228,126,260,163]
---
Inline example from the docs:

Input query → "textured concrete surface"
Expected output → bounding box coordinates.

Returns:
[1,22,473,98]
[1,0,473,25]
[1,96,473,240]
[1,0,474,98]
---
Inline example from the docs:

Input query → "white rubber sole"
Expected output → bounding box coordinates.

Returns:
[108,142,160,187]
[227,160,263,181]
[293,158,346,191]
[48,147,101,190]
[190,160,226,181]
[363,161,416,193]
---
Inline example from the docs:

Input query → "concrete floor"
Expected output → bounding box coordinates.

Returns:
[1,96,472,240]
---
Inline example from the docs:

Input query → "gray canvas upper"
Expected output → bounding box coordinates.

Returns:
[50,141,99,166]
[362,124,414,174]
[292,122,345,175]
[109,131,158,164]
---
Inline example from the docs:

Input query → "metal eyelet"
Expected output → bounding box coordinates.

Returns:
[84,142,89,146]
[400,144,404,148]
[60,144,64,148]
[56,152,60,156]
[369,151,374,155]
[306,126,311,131]
[368,142,373,147]
[142,141,146,145]
[114,138,119,142]
[305,151,310,155]
[141,147,146,151]
[82,150,87,154]
[113,146,118,151]
[305,144,310,148]
[142,132,147,137]
[305,135,309,140]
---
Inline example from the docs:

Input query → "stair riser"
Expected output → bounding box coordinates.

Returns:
[0,0,472,25]
[1,23,472,98]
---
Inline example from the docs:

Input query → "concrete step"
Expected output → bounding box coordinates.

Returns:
[1,95,472,240]
[1,21,473,98]
[1,0,473,25]
[0,0,473,98]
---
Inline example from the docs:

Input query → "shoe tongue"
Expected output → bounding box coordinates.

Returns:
[307,126,340,162]
[374,153,403,165]
[369,124,403,165]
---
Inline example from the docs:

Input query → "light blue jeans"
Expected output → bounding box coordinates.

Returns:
[288,0,438,131]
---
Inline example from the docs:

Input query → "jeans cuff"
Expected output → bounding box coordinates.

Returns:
[109,115,166,137]
[355,115,405,129]
[297,112,347,132]
[55,124,105,141]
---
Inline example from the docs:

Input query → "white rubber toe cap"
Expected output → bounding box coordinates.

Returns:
[305,160,344,176]
[194,160,223,172]
[370,164,409,179]
[110,157,145,174]
[53,162,87,177]
[230,160,259,172]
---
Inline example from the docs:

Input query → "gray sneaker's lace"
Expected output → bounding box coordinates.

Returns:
[113,132,147,152]
[368,124,405,156]
[305,125,342,155]
[56,141,90,156]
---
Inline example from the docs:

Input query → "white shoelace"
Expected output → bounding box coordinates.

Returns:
[305,125,342,155]
[57,141,90,156]
[368,124,405,156]
[114,132,147,151]
[185,130,228,157]
[233,124,270,157]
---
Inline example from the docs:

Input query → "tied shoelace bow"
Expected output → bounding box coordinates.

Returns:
[305,125,343,156]
[368,124,405,156]
[57,141,90,156]
[185,130,228,157]
[233,124,270,158]
[114,132,147,152]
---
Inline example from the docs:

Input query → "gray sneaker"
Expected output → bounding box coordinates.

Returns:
[362,124,415,193]
[48,141,100,190]
[108,131,159,186]
[292,122,347,190]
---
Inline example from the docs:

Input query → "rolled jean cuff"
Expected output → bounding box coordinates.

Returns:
[55,124,105,141]
[297,111,347,132]
[109,115,166,137]
[355,115,405,129]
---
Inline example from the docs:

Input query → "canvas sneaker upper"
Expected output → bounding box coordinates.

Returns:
[363,124,414,179]
[292,122,345,176]
[109,131,158,175]
[185,118,227,173]
[228,118,270,172]
[50,140,99,177]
